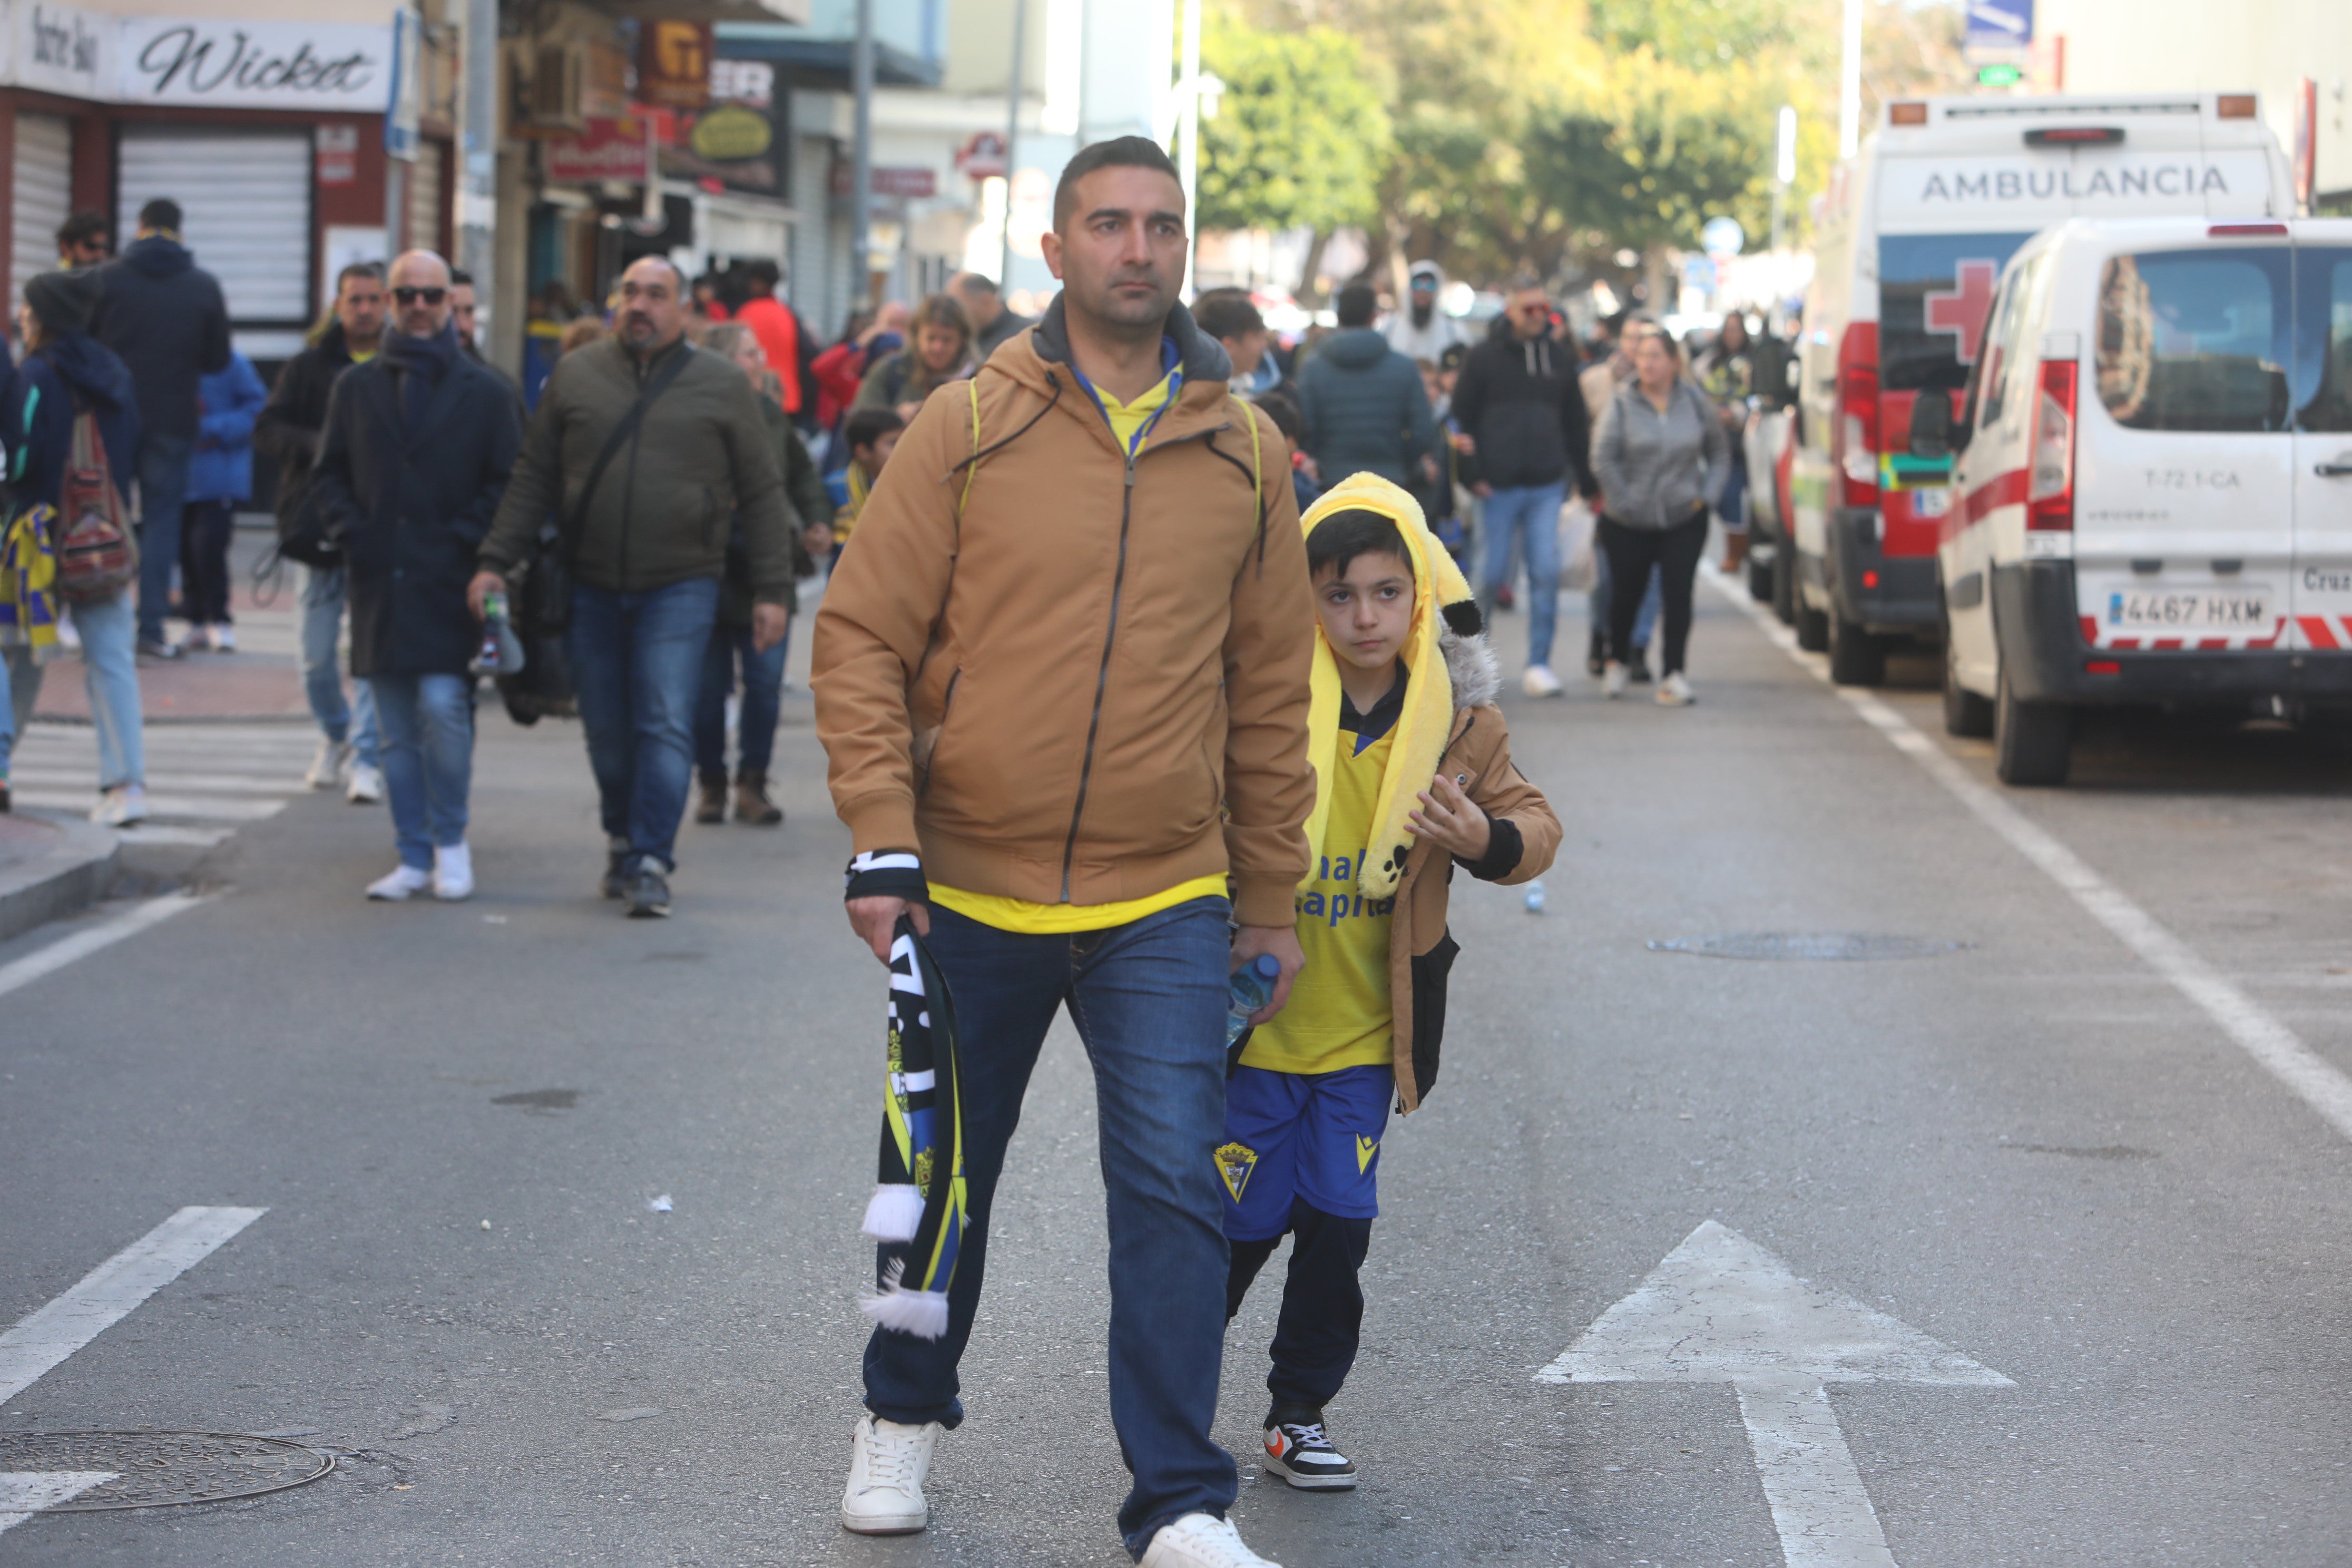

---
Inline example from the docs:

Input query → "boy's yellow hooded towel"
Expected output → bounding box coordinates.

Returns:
[1298,472,1479,899]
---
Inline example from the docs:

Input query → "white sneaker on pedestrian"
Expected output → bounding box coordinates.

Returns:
[1602,661,1630,700]
[840,1414,938,1535]
[307,738,351,790]
[346,762,385,805]
[211,625,236,653]
[1656,671,1696,707]
[433,842,474,901]
[1522,663,1564,698]
[92,785,146,827]
[366,864,432,901]
[1140,1513,1281,1568]
[182,625,210,652]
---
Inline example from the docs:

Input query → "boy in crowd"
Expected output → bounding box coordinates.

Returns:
[1221,473,1560,1488]
[1194,287,1274,397]
[832,407,904,549]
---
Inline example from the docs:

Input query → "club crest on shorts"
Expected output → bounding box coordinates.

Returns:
[1355,1134,1379,1173]
[1215,1141,1259,1202]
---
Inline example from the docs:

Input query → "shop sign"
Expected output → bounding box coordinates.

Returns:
[830,162,936,199]
[316,121,358,184]
[5,0,115,100]
[635,19,709,111]
[956,130,1006,181]
[119,17,389,110]
[546,117,650,184]
[666,54,781,197]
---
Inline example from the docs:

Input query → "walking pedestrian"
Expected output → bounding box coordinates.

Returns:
[1380,260,1467,362]
[946,270,1034,361]
[690,323,830,827]
[729,259,817,422]
[1,270,148,825]
[309,251,521,899]
[472,256,794,918]
[257,261,387,803]
[1695,312,1757,574]
[853,295,975,422]
[831,407,903,548]
[87,197,230,659]
[1580,316,1662,678]
[180,348,267,652]
[1193,289,1272,397]
[54,211,108,270]
[814,134,1312,1568]
[1295,281,1437,489]
[1592,328,1729,707]
[1448,278,1595,697]
[812,301,909,432]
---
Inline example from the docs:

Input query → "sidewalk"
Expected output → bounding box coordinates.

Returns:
[0,809,116,946]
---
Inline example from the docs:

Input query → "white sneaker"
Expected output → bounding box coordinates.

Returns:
[840,1414,938,1535]
[1657,671,1696,707]
[1522,663,1564,698]
[432,842,474,901]
[1602,661,1629,700]
[366,864,432,901]
[93,785,147,827]
[346,762,385,805]
[307,738,351,790]
[182,624,210,652]
[211,625,236,653]
[1140,1513,1281,1568]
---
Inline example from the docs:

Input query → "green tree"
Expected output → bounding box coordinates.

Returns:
[1195,17,1393,237]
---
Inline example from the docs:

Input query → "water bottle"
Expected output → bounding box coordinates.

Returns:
[1524,878,1546,915]
[1226,954,1281,1046]
[477,589,507,673]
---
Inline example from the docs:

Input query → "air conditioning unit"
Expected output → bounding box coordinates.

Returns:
[525,42,586,131]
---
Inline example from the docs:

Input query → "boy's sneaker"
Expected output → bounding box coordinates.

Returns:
[1602,661,1629,700]
[211,624,236,653]
[1260,1404,1357,1489]
[346,761,385,805]
[1521,663,1563,699]
[840,1414,938,1534]
[1656,671,1696,707]
[307,738,351,789]
[93,785,147,827]
[1139,1513,1281,1567]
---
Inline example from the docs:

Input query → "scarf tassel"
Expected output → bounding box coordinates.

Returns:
[858,1259,951,1339]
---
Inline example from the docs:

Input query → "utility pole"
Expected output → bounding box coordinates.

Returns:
[1177,0,1201,293]
[1771,103,1797,254]
[998,0,1025,283]
[851,0,875,310]
[459,0,497,358]
[1837,0,1863,160]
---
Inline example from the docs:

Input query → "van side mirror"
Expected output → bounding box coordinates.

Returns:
[1908,393,1953,460]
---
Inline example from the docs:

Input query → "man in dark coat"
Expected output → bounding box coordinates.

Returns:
[1295,281,1437,487]
[86,197,231,658]
[309,251,521,904]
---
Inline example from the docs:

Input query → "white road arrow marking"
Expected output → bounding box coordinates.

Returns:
[0,1472,117,1536]
[1538,1221,2011,1567]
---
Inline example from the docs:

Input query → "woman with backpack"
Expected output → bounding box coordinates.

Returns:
[852,295,975,423]
[0,270,148,824]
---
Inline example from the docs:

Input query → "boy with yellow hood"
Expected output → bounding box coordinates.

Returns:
[1221,472,1560,1489]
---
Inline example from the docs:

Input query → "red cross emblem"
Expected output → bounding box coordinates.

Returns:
[1923,259,2000,364]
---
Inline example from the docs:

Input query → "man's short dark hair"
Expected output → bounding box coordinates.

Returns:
[1336,283,1378,329]
[336,260,384,294]
[1193,289,1264,344]
[56,210,107,250]
[1256,387,1306,446]
[746,258,781,290]
[450,268,474,288]
[1307,508,1415,583]
[138,198,182,234]
[1053,135,1183,231]
[950,270,999,298]
[845,406,905,454]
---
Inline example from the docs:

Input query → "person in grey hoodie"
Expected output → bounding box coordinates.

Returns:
[1591,328,1729,707]
[1296,282,1436,488]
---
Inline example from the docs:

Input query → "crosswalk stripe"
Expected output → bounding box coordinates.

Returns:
[7,792,288,822]
[5,769,301,795]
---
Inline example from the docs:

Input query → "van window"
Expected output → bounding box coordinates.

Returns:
[1976,257,2042,430]
[2096,249,2291,433]
[2294,252,2352,434]
[1877,232,2035,393]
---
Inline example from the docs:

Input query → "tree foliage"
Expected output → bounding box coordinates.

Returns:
[1195,18,1393,236]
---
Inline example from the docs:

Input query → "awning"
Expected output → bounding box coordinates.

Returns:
[590,0,812,24]
[713,25,940,88]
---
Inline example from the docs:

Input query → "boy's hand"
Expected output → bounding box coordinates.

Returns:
[1232,924,1305,1025]
[1409,773,1491,863]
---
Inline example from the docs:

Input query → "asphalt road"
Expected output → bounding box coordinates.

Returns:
[4,572,2351,1568]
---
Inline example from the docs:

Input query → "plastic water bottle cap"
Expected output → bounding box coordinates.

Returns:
[1252,954,1280,979]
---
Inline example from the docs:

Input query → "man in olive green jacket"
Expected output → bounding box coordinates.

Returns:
[472,256,790,916]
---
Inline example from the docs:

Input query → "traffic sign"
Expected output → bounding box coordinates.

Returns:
[1702,215,1746,257]
[1977,62,2022,86]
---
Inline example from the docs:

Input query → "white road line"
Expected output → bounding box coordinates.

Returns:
[1734,1381,1897,1568]
[0,1472,119,1536]
[1706,570,2352,1144]
[105,825,235,848]
[0,892,210,1003]
[6,792,287,821]
[0,1207,265,1406]
[6,769,300,794]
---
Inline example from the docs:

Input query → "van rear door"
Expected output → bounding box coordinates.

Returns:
[2079,235,2295,651]
[2289,224,2352,650]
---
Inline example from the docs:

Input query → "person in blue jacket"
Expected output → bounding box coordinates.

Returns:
[181,350,267,652]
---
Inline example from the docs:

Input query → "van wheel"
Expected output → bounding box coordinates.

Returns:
[1747,548,1775,603]
[1942,619,1993,738]
[1828,614,1886,685]
[1772,544,1796,624]
[1994,671,2071,786]
[1794,591,1829,651]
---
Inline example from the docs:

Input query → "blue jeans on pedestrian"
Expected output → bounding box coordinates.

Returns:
[134,432,193,645]
[692,620,788,776]
[567,576,720,873]
[0,590,145,788]
[298,564,379,768]
[864,897,1238,1559]
[1479,481,1566,667]
[371,672,474,869]
[1591,552,1662,655]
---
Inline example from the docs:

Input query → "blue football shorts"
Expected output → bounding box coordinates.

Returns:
[1218,1063,1394,1241]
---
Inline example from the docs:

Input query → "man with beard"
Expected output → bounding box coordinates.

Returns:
[471,255,792,917]
[1380,260,1466,363]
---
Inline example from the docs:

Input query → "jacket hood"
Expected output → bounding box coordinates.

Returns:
[124,234,193,280]
[1017,291,1233,389]
[1407,260,1447,288]
[42,330,136,410]
[1321,327,1394,370]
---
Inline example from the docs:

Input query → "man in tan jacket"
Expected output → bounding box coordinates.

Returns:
[813,136,1312,1568]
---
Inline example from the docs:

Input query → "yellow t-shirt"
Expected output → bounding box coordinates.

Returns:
[1095,371,1177,454]
[349,348,377,364]
[1238,728,1395,1075]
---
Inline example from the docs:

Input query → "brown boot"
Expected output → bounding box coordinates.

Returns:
[1719,531,1750,574]
[734,767,783,826]
[694,769,728,825]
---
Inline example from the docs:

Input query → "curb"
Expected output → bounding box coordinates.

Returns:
[0,810,121,946]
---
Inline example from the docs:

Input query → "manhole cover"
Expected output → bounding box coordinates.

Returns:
[0,1431,334,1511]
[1647,932,1971,961]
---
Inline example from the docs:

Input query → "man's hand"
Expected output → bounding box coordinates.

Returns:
[1232,924,1305,1026]
[802,522,835,560]
[1408,772,1492,863]
[848,896,929,963]
[751,602,790,652]
[1451,430,1477,455]
[1420,454,1442,483]
[467,569,507,621]
[1472,480,1493,499]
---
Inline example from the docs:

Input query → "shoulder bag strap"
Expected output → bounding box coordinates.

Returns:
[562,344,697,546]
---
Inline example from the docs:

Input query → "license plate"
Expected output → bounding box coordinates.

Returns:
[1909,485,1951,518]
[2105,589,2271,630]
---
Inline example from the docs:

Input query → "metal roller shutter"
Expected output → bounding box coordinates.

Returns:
[407,143,443,254]
[12,113,72,318]
[116,128,312,330]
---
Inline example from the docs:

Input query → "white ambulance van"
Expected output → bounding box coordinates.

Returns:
[1939,216,2352,784]
[1789,94,2292,686]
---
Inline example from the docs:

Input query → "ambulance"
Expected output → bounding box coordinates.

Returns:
[1787,93,2294,686]
[1939,215,2352,784]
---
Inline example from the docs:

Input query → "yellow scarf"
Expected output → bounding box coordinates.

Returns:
[1299,473,1477,898]
[0,504,60,662]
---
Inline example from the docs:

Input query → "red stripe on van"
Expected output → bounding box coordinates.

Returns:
[2079,615,2099,643]
[2152,638,2182,650]
[2300,615,2339,649]
[1964,468,2029,525]
[2198,638,2229,650]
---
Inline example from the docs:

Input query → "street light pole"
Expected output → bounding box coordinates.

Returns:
[998,0,1024,283]
[459,0,496,358]
[1177,0,1201,295]
[851,0,874,311]
[1837,0,1863,160]
[1771,103,1797,254]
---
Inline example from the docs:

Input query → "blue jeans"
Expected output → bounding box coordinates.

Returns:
[371,672,474,869]
[865,897,1238,1557]
[1591,552,1662,654]
[298,565,379,768]
[567,576,720,873]
[1478,482,1566,667]
[134,433,193,644]
[692,620,788,775]
[1,591,144,788]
